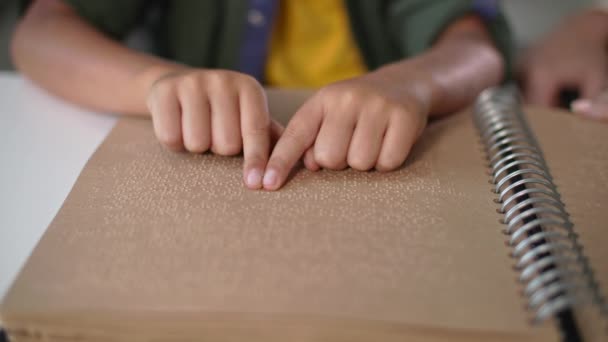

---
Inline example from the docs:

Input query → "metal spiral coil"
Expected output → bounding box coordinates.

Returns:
[472,86,605,323]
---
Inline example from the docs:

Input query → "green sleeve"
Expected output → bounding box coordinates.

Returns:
[387,0,514,81]
[19,0,148,40]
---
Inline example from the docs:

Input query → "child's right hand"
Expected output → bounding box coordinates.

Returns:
[146,69,283,189]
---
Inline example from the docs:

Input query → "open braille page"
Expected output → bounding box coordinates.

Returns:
[4,91,586,341]
[525,107,608,340]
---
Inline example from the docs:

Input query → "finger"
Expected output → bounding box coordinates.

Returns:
[239,84,271,189]
[376,110,420,171]
[271,120,318,171]
[313,108,356,170]
[527,72,559,107]
[179,85,211,153]
[303,147,320,171]
[209,88,242,156]
[347,109,387,171]
[148,85,184,151]
[572,93,608,122]
[264,99,323,190]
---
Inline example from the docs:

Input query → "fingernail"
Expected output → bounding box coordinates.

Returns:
[263,169,278,189]
[246,169,263,189]
[571,99,592,115]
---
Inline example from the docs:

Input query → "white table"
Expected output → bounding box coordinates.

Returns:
[0,72,117,300]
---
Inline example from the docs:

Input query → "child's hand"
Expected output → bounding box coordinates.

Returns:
[262,73,430,190]
[146,69,283,189]
[571,90,608,122]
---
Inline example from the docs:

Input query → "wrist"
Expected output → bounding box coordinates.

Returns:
[424,37,503,115]
[370,61,437,117]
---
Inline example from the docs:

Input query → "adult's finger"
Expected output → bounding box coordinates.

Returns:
[148,84,184,151]
[240,84,271,189]
[572,91,608,122]
[263,99,323,190]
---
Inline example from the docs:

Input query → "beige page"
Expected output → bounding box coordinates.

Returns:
[7,91,601,341]
[526,108,608,340]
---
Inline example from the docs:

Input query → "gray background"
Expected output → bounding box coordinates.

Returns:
[0,0,598,71]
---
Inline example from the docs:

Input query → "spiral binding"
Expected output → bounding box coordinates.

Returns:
[472,86,606,324]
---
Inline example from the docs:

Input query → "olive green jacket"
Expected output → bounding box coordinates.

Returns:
[20,0,513,78]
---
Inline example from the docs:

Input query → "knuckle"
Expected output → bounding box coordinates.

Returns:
[348,154,374,171]
[380,99,402,113]
[206,71,229,87]
[184,136,210,154]
[317,83,346,102]
[316,84,335,98]
[157,130,182,151]
[281,125,308,148]
[243,126,270,144]
[213,139,242,156]
[148,81,174,105]
[314,148,344,170]
[152,77,174,93]
[179,74,202,93]
[239,73,262,90]
[337,88,360,107]
[390,103,423,127]
[376,155,406,172]
[396,108,420,127]
[206,70,234,88]
[245,119,271,136]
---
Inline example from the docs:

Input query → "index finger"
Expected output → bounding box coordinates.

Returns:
[240,83,272,189]
[263,99,323,190]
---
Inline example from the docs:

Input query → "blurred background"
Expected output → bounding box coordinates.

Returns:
[0,0,600,71]
[0,0,17,70]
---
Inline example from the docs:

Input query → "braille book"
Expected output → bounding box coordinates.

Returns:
[1,88,607,341]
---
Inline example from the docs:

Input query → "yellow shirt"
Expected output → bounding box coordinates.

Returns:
[265,0,368,88]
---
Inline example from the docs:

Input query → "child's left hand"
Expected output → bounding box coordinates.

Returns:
[261,69,431,190]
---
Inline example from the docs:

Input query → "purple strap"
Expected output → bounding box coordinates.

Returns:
[237,0,279,83]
